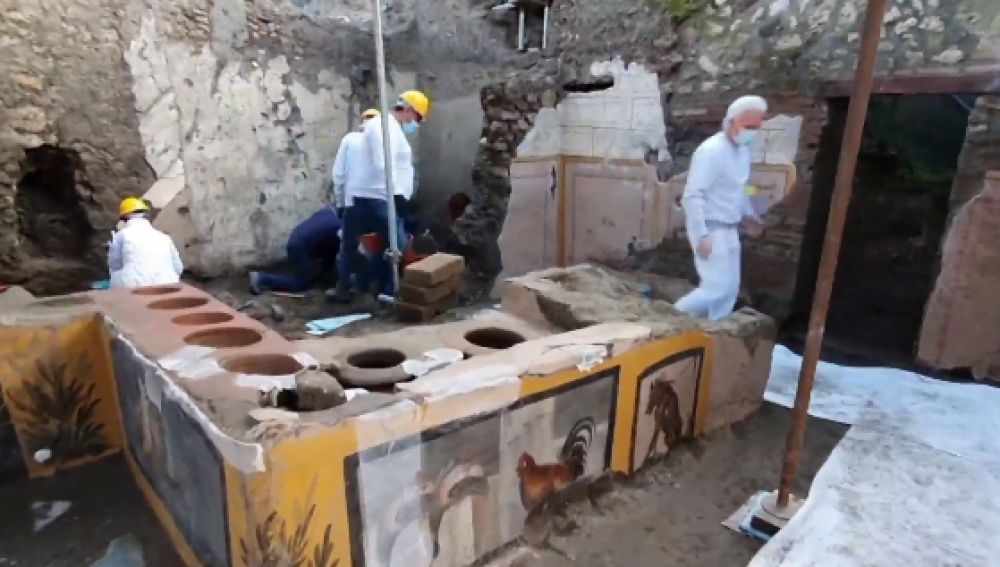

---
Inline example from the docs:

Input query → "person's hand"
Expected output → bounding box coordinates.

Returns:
[696,235,713,259]
[744,218,765,238]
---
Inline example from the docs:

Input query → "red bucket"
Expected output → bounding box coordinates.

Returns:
[359,233,383,256]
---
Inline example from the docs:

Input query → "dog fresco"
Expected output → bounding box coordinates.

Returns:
[630,349,705,473]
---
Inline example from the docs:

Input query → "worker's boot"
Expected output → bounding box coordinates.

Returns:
[325,286,353,303]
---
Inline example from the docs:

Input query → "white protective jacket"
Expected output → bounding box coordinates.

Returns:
[352,114,415,201]
[108,217,183,288]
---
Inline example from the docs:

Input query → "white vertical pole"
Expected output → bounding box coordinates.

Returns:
[371,0,401,295]
[517,7,526,51]
[542,4,549,50]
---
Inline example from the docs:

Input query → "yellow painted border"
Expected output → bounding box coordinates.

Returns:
[241,329,714,567]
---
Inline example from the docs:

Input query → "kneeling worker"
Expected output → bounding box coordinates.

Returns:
[108,197,184,289]
[249,206,342,294]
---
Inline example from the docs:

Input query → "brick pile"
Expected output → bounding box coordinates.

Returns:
[395,253,465,322]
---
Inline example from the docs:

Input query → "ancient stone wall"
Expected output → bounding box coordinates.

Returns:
[0,0,154,295]
[677,0,1000,96]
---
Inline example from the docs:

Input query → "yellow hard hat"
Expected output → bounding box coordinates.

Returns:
[397,90,430,120]
[119,197,149,217]
[361,108,380,119]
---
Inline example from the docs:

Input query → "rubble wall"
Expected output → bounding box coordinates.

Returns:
[0,0,154,295]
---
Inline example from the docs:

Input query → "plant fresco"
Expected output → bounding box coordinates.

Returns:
[0,320,119,474]
[241,479,337,567]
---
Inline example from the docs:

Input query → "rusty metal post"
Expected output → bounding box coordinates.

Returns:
[776,0,889,508]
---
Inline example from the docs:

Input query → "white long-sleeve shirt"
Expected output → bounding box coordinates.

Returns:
[681,131,757,242]
[353,113,415,201]
[107,217,183,288]
[331,131,365,207]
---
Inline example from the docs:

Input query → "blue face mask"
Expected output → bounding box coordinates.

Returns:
[402,121,420,135]
[735,129,757,146]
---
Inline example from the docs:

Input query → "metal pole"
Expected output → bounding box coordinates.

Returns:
[776,0,888,508]
[517,7,526,51]
[541,4,549,50]
[370,0,401,295]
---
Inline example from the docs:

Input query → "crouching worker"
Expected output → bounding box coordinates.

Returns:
[249,206,342,294]
[108,197,184,289]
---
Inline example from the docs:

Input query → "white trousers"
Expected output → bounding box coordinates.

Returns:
[675,227,741,321]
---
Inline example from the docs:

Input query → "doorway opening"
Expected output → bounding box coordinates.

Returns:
[787,94,975,368]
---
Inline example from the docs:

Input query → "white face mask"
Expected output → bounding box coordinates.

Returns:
[735,129,758,145]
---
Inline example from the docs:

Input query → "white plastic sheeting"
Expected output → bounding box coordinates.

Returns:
[753,345,1000,566]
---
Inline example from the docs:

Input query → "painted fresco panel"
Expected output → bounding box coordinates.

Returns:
[498,371,616,542]
[345,368,619,567]
[110,338,230,566]
[630,349,705,473]
[0,318,121,477]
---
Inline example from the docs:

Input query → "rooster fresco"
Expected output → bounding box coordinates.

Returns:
[643,379,684,466]
[516,416,595,512]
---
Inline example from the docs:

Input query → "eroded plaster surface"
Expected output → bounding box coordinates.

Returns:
[517,59,669,163]
[125,12,356,274]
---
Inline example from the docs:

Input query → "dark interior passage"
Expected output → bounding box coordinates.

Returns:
[16,145,95,259]
[788,94,973,367]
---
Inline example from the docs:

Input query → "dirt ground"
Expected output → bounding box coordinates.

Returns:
[0,456,181,566]
[191,273,495,341]
[523,403,846,566]
[0,404,845,566]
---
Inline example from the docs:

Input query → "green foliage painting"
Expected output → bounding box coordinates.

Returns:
[8,353,111,462]
[241,479,338,567]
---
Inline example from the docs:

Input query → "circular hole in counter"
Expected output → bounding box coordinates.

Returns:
[221,354,304,376]
[346,348,406,370]
[171,311,234,326]
[464,327,525,350]
[147,296,209,310]
[183,327,263,348]
[131,285,182,296]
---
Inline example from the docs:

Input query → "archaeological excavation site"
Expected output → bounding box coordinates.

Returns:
[1,0,999,566]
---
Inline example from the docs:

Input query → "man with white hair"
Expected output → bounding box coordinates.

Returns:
[675,95,767,320]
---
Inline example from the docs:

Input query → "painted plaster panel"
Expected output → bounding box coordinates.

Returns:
[0,315,122,477]
[496,159,560,282]
[567,162,651,265]
[125,12,354,275]
[631,350,704,473]
[110,337,230,566]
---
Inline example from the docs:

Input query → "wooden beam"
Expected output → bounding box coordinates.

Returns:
[820,69,1000,97]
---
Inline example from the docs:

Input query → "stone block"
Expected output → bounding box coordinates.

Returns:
[395,293,459,323]
[696,309,777,431]
[294,369,346,411]
[398,275,463,306]
[402,253,465,287]
[560,126,595,156]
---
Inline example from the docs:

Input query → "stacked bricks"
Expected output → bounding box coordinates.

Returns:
[395,253,465,322]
